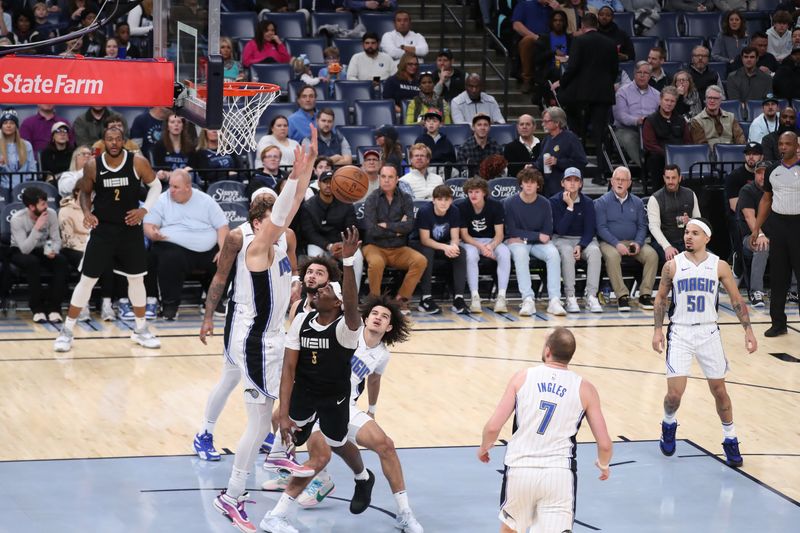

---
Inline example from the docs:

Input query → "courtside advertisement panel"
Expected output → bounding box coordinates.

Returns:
[0,56,174,106]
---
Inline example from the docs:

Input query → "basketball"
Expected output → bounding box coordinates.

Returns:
[331,165,370,203]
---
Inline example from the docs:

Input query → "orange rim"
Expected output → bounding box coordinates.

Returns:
[190,81,281,99]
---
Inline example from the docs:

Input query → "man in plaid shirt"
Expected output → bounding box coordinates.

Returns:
[457,114,503,176]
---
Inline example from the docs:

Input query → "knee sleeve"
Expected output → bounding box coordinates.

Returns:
[127,275,146,307]
[70,275,99,308]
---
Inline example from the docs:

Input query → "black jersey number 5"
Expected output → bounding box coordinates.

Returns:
[311,351,318,365]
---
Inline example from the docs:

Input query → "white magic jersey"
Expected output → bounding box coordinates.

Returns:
[349,330,390,404]
[505,365,584,469]
[669,252,719,325]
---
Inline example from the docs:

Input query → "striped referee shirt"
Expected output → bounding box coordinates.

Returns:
[764,161,800,215]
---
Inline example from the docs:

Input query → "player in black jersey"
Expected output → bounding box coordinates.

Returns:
[54,126,163,352]
[260,227,363,533]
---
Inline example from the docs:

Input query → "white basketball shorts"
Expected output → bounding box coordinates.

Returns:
[227,324,285,400]
[665,323,729,379]
[500,466,575,533]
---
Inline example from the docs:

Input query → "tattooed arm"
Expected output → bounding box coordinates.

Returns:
[652,260,675,353]
[199,229,243,344]
[718,260,757,354]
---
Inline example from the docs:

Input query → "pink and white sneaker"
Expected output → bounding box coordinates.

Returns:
[263,448,315,478]
[213,490,256,533]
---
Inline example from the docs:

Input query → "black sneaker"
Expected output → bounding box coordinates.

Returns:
[764,325,788,338]
[417,297,441,315]
[451,296,469,314]
[617,295,631,312]
[639,294,654,310]
[749,291,765,308]
[349,469,375,514]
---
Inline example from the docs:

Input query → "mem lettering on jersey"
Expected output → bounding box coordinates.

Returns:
[674,277,716,295]
[537,382,568,397]
[102,177,130,188]
[301,337,330,350]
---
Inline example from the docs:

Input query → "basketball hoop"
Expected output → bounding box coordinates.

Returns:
[214,81,281,156]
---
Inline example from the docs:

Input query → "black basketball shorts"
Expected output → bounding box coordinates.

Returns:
[80,223,147,278]
[289,388,350,447]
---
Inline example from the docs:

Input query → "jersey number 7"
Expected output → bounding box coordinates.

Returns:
[537,400,557,435]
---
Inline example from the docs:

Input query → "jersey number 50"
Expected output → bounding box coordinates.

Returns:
[686,295,706,312]
[537,400,557,435]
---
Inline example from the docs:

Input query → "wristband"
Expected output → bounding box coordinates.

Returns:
[367,404,376,414]
[757,232,765,237]
[342,256,356,267]
[595,459,609,470]
[291,275,300,284]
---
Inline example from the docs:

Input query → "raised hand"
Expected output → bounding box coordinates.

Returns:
[341,226,361,259]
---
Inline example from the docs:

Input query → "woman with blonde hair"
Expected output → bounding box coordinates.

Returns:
[220,36,245,81]
[672,70,702,122]
[0,108,37,194]
[245,144,285,198]
[190,128,244,186]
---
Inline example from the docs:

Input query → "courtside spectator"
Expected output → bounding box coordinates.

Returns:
[130,106,170,160]
[40,121,75,179]
[245,145,285,198]
[361,149,382,197]
[73,106,120,147]
[0,108,37,194]
[400,143,444,200]
[761,107,797,162]
[152,114,195,177]
[457,114,503,176]
[302,109,352,166]
[643,86,692,188]
[711,10,749,65]
[731,31,778,74]
[597,6,634,62]
[414,109,456,165]
[672,69,703,123]
[773,45,800,100]
[768,10,793,62]
[432,49,465,101]
[91,114,140,155]
[646,164,702,263]
[451,74,505,125]
[382,53,421,114]
[220,36,245,81]
[686,46,723,104]
[749,94,780,143]
[512,0,560,93]
[288,86,317,143]
[405,72,451,124]
[504,114,541,177]
[534,106,588,196]
[190,129,244,186]
[255,115,299,167]
[375,124,405,172]
[613,60,660,168]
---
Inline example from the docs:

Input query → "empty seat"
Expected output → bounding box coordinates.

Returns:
[339,126,375,155]
[713,144,746,163]
[263,12,307,39]
[286,38,326,63]
[619,61,635,83]
[396,125,424,149]
[221,12,257,40]
[662,61,682,80]
[707,61,728,81]
[489,124,516,146]
[10,181,59,206]
[332,38,363,65]
[250,63,293,93]
[650,12,680,39]
[354,100,395,126]
[682,12,722,37]
[358,13,395,36]
[631,37,659,64]
[665,37,704,63]
[312,12,355,36]
[665,144,710,177]
[739,121,751,140]
[440,124,472,147]
[720,100,744,122]
[317,100,349,127]
[614,12,635,36]
[334,80,373,110]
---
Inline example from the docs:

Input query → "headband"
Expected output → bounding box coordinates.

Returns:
[687,219,711,237]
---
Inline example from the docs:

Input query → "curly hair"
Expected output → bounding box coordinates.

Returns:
[479,154,508,180]
[299,255,341,284]
[359,294,411,346]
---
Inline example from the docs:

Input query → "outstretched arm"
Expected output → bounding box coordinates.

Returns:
[478,370,526,463]
[341,226,363,331]
[199,229,243,344]
[719,260,757,354]
[652,260,675,353]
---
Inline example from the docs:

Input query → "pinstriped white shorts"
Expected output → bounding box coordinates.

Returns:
[666,323,729,379]
[500,466,575,533]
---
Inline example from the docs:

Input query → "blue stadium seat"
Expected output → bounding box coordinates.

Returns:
[334,80,373,110]
[739,121,751,140]
[444,177,467,200]
[312,12,355,36]
[57,105,88,125]
[793,99,800,112]
[650,12,680,39]
[339,126,374,155]
[665,144,710,177]
[614,12,635,36]
[662,61,682,79]
[358,13,395,36]
[720,100,744,122]
[257,102,297,128]
[218,202,249,228]
[708,61,728,81]
[264,12,307,39]
[221,0,255,12]
[489,124,516,146]
[682,12,722,37]
[488,177,519,200]
[286,38,326,63]
[396,125,424,149]
[631,37,659,64]
[0,203,25,243]
[332,38,363,65]
[354,100,395,126]
[221,12,257,40]
[11,181,59,207]
[250,64,293,93]
[741,11,770,34]
[619,61,635,83]
[745,100,764,122]
[317,100,349,126]
[440,124,471,147]
[713,144,746,163]
[288,80,328,101]
[665,37,704,63]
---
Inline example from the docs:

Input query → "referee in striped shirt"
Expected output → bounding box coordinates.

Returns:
[751,131,800,337]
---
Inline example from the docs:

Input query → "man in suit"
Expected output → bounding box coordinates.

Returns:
[552,12,618,185]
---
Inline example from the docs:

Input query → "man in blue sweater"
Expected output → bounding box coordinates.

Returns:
[550,167,603,313]
[504,168,566,317]
[534,106,588,197]
[594,167,658,311]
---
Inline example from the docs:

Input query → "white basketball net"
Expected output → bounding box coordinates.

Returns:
[217,85,280,156]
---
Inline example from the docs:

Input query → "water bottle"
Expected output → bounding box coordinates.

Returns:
[543,153,552,174]
[43,239,54,255]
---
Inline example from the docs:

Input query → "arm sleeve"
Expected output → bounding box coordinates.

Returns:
[689,119,707,144]
[541,199,553,236]
[346,55,360,80]
[554,136,588,169]
[209,199,229,229]
[336,319,362,346]
[450,99,466,124]
[613,88,638,127]
[491,101,506,124]
[242,41,258,68]
[385,192,416,234]
[381,33,404,60]
[647,196,671,249]
[732,119,746,144]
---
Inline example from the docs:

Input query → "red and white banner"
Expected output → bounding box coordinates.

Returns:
[0,55,175,106]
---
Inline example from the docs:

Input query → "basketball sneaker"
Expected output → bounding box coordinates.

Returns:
[519,297,535,317]
[264,451,315,478]
[260,432,275,454]
[297,471,335,507]
[53,328,74,352]
[587,295,603,313]
[131,326,161,349]
[213,490,256,533]
[117,299,135,321]
[261,470,291,491]
[565,297,580,313]
[451,296,469,314]
[145,300,158,320]
[469,296,482,313]
[193,431,220,461]
[101,300,116,321]
[659,421,678,456]
[749,291,765,308]
[493,295,508,313]
[417,297,441,315]
[395,509,424,533]
[77,306,91,322]
[350,469,375,514]
[259,512,298,533]
[722,437,743,467]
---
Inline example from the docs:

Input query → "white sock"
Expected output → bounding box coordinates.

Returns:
[269,434,287,457]
[201,421,216,434]
[64,317,77,332]
[722,422,736,439]
[227,466,249,499]
[272,492,296,517]
[663,413,676,424]
[354,467,369,481]
[497,289,506,297]
[393,490,410,513]
[146,296,157,305]
[102,297,112,305]
[135,317,146,330]
[471,292,480,299]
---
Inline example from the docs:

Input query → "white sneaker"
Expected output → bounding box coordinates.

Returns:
[395,509,424,533]
[131,326,161,349]
[519,297,536,317]
[296,471,335,507]
[587,295,603,313]
[77,307,91,322]
[101,300,116,321]
[261,470,290,491]
[469,296,482,313]
[53,328,74,352]
[493,295,508,313]
[32,312,47,323]
[547,298,567,316]
[48,311,63,323]
[259,513,298,533]
[565,297,580,313]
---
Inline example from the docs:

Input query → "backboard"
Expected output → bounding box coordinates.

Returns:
[154,0,223,129]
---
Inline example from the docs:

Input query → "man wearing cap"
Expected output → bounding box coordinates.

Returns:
[773,45,800,100]
[450,74,506,125]
[550,167,603,313]
[302,108,352,166]
[737,160,798,308]
[748,94,781,144]
[751,131,800,337]
[346,32,395,81]
[503,114,541,177]
[300,170,363,290]
[761,107,797,162]
[401,143,444,200]
[456,114,503,176]
[725,142,763,278]
[361,149,383,197]
[414,109,456,168]
[20,104,75,154]
[690,85,746,149]
[73,106,122,147]
[432,49,465,101]
[647,164,702,264]
[726,47,774,104]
